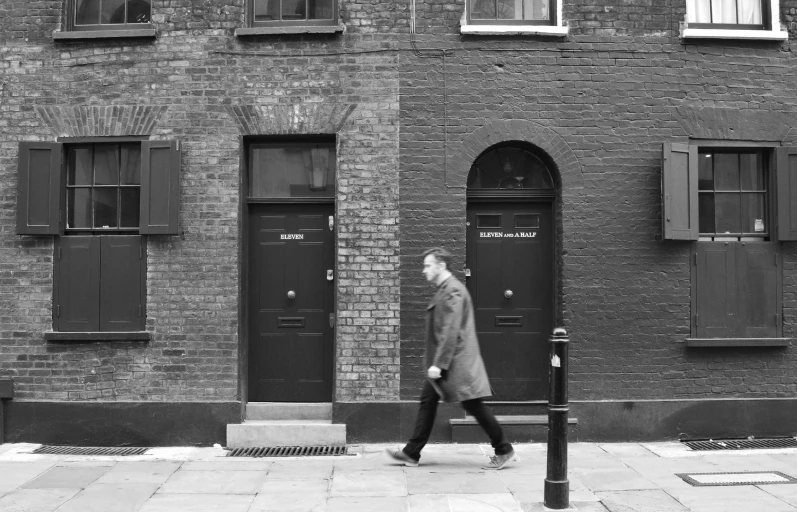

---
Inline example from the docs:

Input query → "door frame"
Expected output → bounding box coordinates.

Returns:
[466,193,559,403]
[238,136,337,411]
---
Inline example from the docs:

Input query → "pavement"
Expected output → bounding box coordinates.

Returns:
[2,441,797,511]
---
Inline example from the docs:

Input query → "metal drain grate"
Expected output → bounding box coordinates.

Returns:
[683,437,797,451]
[677,471,797,487]
[227,445,349,457]
[32,446,149,456]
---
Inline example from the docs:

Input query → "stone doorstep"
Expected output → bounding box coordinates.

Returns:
[226,421,346,449]
[245,402,333,421]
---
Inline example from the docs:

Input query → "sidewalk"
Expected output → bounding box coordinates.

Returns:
[2,441,797,511]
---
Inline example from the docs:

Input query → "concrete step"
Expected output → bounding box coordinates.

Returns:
[226,420,346,448]
[450,415,578,444]
[246,402,332,421]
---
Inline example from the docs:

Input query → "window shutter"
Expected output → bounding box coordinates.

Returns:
[17,142,62,235]
[736,243,780,338]
[695,243,736,338]
[100,236,144,332]
[141,140,180,235]
[661,143,698,240]
[56,236,100,332]
[776,147,797,241]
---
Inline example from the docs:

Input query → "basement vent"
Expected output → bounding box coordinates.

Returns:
[677,471,797,487]
[682,437,797,451]
[227,445,349,457]
[32,446,149,456]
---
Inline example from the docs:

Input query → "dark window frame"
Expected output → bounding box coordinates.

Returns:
[467,0,557,26]
[65,0,154,32]
[248,0,338,27]
[687,0,771,30]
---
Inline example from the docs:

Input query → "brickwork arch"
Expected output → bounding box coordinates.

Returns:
[448,120,583,197]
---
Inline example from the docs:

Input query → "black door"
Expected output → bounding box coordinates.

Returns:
[248,203,334,402]
[466,201,554,401]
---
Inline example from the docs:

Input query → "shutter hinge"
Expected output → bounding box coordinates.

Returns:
[694,253,697,265]
[58,247,61,259]
[695,314,698,327]
[775,254,778,266]
[138,305,142,317]
[57,305,60,318]
[139,246,142,259]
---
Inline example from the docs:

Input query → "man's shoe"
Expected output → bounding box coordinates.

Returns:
[384,447,419,467]
[482,450,518,470]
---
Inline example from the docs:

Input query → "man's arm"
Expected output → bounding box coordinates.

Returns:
[432,286,464,371]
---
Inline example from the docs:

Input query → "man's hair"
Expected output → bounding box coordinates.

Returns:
[422,247,453,270]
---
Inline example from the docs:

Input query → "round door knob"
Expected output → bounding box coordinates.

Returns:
[287,291,296,299]
[504,289,513,299]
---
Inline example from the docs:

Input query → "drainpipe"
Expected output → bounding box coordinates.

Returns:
[0,378,13,444]
[545,328,570,509]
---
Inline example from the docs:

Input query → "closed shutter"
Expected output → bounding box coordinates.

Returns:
[140,140,180,235]
[661,143,698,240]
[695,243,735,338]
[100,236,144,331]
[776,147,797,241]
[736,243,780,338]
[56,236,100,332]
[17,142,62,235]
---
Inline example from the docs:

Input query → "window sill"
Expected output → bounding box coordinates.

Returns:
[45,331,151,342]
[460,24,568,36]
[681,27,788,41]
[684,338,791,348]
[52,28,157,40]
[235,25,345,36]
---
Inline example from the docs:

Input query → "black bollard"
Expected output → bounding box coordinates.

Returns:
[544,328,569,509]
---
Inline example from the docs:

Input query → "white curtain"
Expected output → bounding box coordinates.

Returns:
[523,0,549,20]
[738,0,761,24]
[711,0,737,23]
[686,0,712,23]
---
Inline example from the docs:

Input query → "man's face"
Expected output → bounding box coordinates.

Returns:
[422,254,443,283]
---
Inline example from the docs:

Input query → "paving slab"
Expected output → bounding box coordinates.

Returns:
[266,460,334,480]
[670,485,797,512]
[447,493,525,512]
[0,488,79,512]
[596,489,690,512]
[248,491,327,512]
[137,493,255,512]
[406,471,508,495]
[55,483,159,512]
[758,483,797,507]
[0,461,57,492]
[408,494,452,511]
[597,443,658,459]
[94,462,181,484]
[571,467,658,492]
[330,470,407,497]
[22,465,110,489]
[179,459,272,471]
[158,470,267,494]
[325,496,409,512]
[259,478,329,494]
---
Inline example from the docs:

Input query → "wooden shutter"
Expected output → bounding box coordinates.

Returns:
[694,243,736,338]
[56,236,100,332]
[776,147,797,241]
[661,143,698,240]
[141,140,180,235]
[736,243,780,338]
[100,236,144,331]
[17,142,62,235]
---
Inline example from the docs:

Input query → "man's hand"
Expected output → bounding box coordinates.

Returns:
[427,366,442,379]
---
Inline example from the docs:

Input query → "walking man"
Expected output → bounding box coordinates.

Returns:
[386,247,517,470]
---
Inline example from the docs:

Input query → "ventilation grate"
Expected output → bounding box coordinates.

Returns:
[677,471,797,487]
[682,437,797,451]
[227,445,349,457]
[32,446,149,456]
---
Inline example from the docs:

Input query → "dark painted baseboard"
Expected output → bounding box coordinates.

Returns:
[334,398,797,443]
[5,401,241,447]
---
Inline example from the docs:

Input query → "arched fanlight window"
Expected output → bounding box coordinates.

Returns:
[467,145,554,191]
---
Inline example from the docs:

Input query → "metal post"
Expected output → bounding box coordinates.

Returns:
[544,327,569,509]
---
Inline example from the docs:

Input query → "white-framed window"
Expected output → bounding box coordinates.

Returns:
[682,0,788,40]
[460,0,568,35]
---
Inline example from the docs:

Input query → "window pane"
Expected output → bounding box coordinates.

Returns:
[496,0,519,19]
[67,189,92,229]
[739,153,764,191]
[94,188,118,228]
[68,146,93,186]
[128,0,151,23]
[282,0,306,19]
[250,145,335,198]
[254,0,279,20]
[103,0,127,24]
[94,145,120,185]
[523,0,549,19]
[738,0,761,24]
[741,193,767,234]
[310,0,333,19]
[698,153,714,190]
[715,193,741,234]
[711,0,737,23]
[120,188,141,228]
[471,0,496,18]
[699,193,715,233]
[120,144,141,185]
[714,153,739,191]
[76,0,101,25]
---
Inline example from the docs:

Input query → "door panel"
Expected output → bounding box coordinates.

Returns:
[249,203,334,402]
[467,201,554,401]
